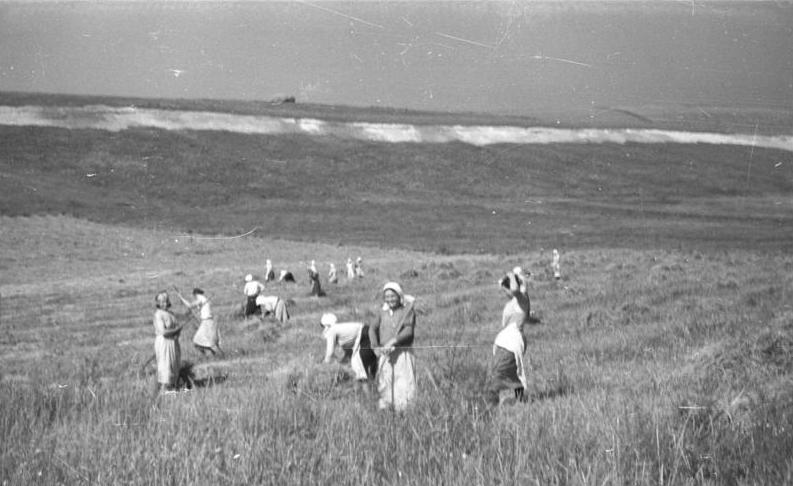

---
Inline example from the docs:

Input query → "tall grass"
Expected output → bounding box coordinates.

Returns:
[2,219,792,484]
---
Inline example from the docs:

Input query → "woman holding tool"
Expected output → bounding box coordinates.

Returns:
[369,282,417,411]
[176,287,224,358]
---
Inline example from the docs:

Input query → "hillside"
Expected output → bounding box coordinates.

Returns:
[1,93,792,253]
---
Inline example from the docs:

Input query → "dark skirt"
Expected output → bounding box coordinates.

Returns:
[244,296,258,316]
[359,330,378,380]
[340,328,378,380]
[485,345,524,405]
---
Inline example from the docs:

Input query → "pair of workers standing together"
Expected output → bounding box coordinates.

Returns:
[321,281,417,411]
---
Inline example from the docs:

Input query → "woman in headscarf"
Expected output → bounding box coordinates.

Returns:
[354,257,365,278]
[486,267,532,405]
[178,288,223,358]
[552,249,561,280]
[264,259,276,282]
[243,274,265,317]
[307,260,326,297]
[369,282,417,411]
[319,313,377,388]
[346,258,355,280]
[256,294,290,324]
[153,291,183,393]
[328,263,338,284]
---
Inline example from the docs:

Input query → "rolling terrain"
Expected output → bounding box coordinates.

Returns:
[1,93,792,484]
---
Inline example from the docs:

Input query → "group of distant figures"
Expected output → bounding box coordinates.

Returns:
[242,257,365,319]
[151,250,564,410]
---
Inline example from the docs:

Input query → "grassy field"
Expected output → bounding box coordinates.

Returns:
[1,93,792,484]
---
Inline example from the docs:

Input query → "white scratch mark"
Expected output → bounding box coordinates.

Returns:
[296,0,384,29]
[530,54,592,68]
[435,32,495,50]
[168,69,185,78]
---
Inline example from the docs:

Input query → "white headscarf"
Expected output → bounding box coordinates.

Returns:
[382,282,415,311]
[320,312,338,327]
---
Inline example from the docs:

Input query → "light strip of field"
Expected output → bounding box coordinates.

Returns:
[1,104,791,152]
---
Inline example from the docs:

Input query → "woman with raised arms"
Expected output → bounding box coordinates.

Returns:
[178,288,223,358]
[486,267,532,405]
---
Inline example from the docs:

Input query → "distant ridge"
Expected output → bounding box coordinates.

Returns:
[1,104,791,152]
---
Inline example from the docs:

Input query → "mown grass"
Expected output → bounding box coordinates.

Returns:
[2,215,792,485]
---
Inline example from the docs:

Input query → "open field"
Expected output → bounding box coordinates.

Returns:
[1,93,792,484]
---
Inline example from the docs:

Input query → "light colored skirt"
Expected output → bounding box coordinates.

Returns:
[273,299,289,324]
[377,348,416,411]
[155,335,180,386]
[193,318,219,348]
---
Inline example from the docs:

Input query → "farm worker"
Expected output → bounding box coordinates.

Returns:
[328,263,338,284]
[178,288,223,358]
[319,313,377,386]
[256,294,290,324]
[279,270,296,283]
[552,249,561,280]
[354,257,365,278]
[486,267,532,405]
[308,261,325,297]
[346,258,355,280]
[153,291,182,393]
[243,274,264,317]
[264,259,275,282]
[369,282,417,411]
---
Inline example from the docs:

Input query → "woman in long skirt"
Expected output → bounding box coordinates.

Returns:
[153,292,183,392]
[319,313,377,386]
[256,294,290,324]
[369,282,417,411]
[486,268,532,405]
[178,288,223,358]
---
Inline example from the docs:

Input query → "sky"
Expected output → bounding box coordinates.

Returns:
[0,1,791,116]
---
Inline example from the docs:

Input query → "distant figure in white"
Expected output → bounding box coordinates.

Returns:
[153,291,182,393]
[256,294,290,324]
[486,267,532,405]
[243,274,265,317]
[328,263,338,284]
[354,257,365,278]
[264,259,275,282]
[369,282,417,411]
[320,313,378,390]
[552,249,561,280]
[346,258,355,280]
[178,288,223,358]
